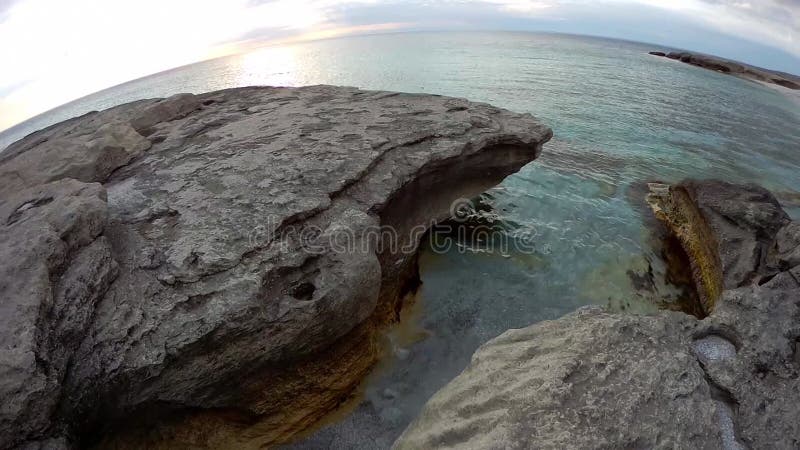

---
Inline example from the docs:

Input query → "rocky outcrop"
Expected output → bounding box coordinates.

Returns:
[652,51,800,90]
[0,86,552,449]
[395,180,800,449]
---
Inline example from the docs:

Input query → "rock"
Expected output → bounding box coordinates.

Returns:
[0,122,151,193]
[129,93,202,136]
[775,222,800,269]
[681,180,789,287]
[646,180,790,314]
[396,180,800,449]
[0,85,552,448]
[646,182,723,315]
[649,51,666,57]
[0,179,114,448]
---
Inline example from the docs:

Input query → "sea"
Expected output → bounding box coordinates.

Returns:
[2,31,799,449]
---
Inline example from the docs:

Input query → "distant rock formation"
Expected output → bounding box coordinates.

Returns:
[0,86,552,449]
[395,180,800,449]
[650,50,800,90]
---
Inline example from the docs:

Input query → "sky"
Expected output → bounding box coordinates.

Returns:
[0,0,798,132]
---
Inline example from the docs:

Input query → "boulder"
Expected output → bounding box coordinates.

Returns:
[0,85,552,448]
[649,51,666,57]
[0,122,151,193]
[395,180,800,449]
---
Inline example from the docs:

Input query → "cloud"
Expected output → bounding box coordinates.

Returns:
[686,0,798,59]
[0,0,798,132]
[0,0,20,21]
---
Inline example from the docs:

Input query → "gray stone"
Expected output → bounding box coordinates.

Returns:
[776,222,800,270]
[0,85,552,448]
[0,121,151,193]
[0,179,113,447]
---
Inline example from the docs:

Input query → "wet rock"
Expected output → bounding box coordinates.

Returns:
[649,51,666,57]
[396,180,800,449]
[0,85,552,448]
[683,180,790,288]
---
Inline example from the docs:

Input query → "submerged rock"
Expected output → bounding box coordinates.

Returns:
[0,86,552,448]
[395,180,800,449]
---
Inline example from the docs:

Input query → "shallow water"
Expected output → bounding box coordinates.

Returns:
[2,31,799,448]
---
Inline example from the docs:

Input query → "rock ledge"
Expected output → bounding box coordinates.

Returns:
[0,85,552,448]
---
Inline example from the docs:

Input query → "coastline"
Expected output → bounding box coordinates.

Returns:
[648,50,800,95]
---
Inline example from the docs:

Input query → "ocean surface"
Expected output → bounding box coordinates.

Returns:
[3,31,799,448]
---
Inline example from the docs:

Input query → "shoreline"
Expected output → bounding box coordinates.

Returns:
[758,80,800,105]
[649,50,800,94]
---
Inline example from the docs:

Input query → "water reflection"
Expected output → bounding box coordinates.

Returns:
[234,46,300,87]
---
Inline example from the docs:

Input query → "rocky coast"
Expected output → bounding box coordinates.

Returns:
[395,180,800,449]
[1,82,798,450]
[0,85,552,449]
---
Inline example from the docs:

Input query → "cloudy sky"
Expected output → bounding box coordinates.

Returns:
[0,0,798,131]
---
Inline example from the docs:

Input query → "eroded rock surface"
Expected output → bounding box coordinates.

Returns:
[0,86,552,449]
[395,180,800,449]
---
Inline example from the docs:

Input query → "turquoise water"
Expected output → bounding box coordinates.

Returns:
[2,31,799,448]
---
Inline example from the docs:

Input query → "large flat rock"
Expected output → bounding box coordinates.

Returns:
[0,85,552,448]
[395,180,800,449]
